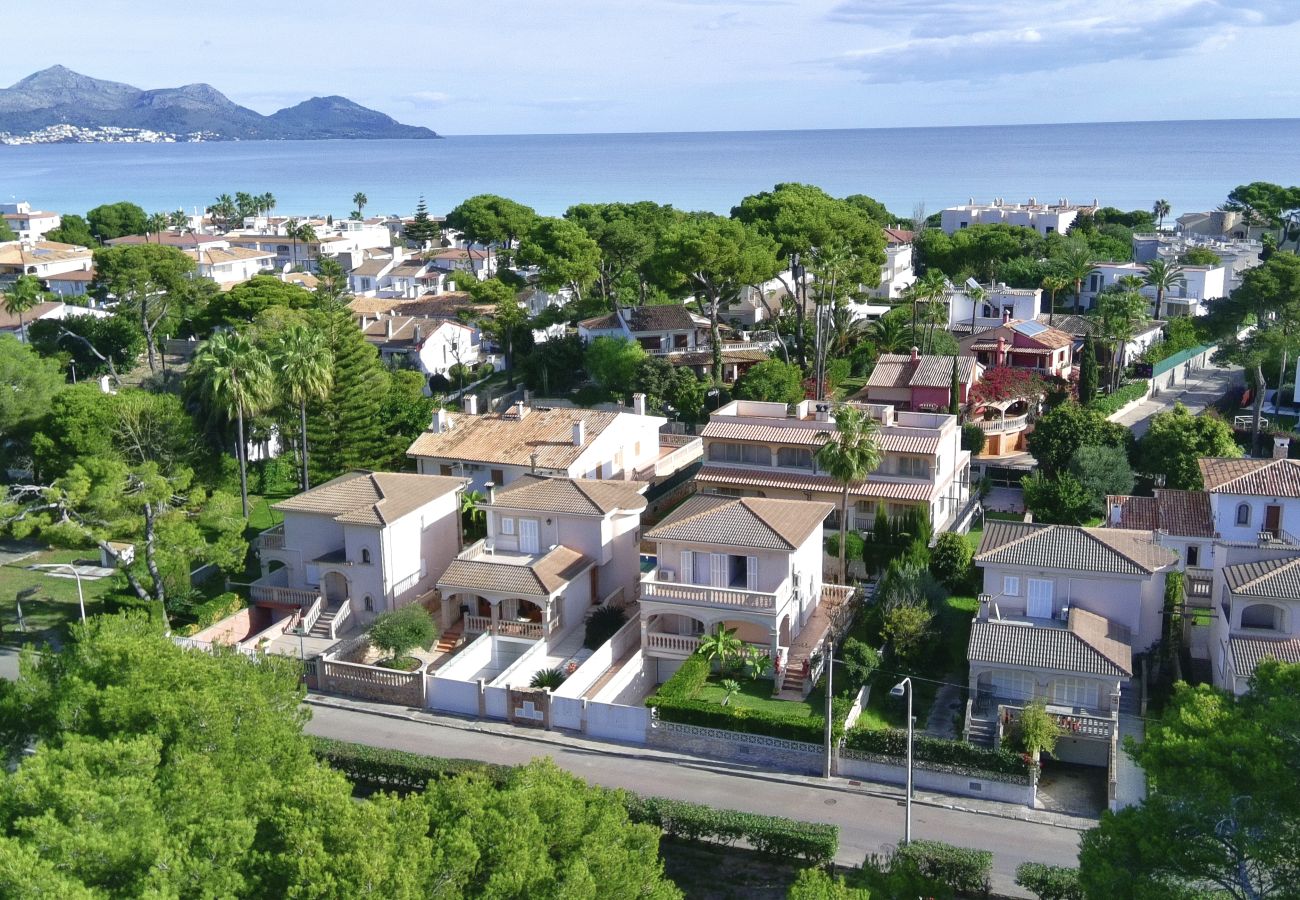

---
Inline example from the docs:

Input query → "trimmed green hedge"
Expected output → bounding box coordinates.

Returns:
[177,592,245,637]
[311,737,511,792]
[843,727,1031,779]
[1015,862,1083,900]
[646,651,850,744]
[894,840,992,897]
[624,795,838,866]
[104,595,167,629]
[1089,381,1148,416]
[313,737,839,865]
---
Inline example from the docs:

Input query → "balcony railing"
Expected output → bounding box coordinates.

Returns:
[496,620,544,640]
[251,584,320,607]
[646,632,701,656]
[464,614,491,634]
[1185,566,1213,601]
[255,525,286,550]
[1000,703,1115,740]
[639,574,785,610]
[975,413,1029,434]
[647,340,771,357]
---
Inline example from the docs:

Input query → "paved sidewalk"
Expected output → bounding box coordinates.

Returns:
[304,691,1096,832]
[1111,365,1242,438]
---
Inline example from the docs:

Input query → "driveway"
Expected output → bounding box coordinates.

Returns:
[1112,365,1243,439]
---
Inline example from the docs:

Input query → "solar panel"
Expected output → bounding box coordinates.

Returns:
[1013,321,1048,337]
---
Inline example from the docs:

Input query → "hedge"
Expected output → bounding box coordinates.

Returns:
[1015,862,1083,900]
[313,737,839,865]
[311,737,511,792]
[177,592,246,637]
[623,795,838,866]
[103,594,167,629]
[843,727,1031,779]
[646,651,850,744]
[893,840,992,897]
[1089,381,1148,416]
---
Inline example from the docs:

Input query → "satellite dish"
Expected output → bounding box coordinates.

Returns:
[965,277,981,291]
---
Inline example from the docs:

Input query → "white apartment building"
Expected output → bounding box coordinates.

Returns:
[941,198,1097,237]
[946,282,1043,332]
[358,314,481,378]
[1080,262,1228,316]
[187,246,277,285]
[0,202,61,242]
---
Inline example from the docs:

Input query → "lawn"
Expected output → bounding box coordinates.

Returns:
[695,675,817,718]
[0,547,116,647]
[835,374,867,400]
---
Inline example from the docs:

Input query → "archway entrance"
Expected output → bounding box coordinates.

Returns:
[322,571,349,607]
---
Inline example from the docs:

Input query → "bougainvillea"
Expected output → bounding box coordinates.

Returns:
[969,366,1048,405]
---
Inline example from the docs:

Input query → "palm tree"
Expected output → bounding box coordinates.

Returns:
[1057,241,1095,314]
[287,222,318,271]
[815,404,882,584]
[352,192,368,220]
[460,489,487,541]
[869,315,910,353]
[905,270,947,343]
[1152,199,1171,232]
[259,192,276,218]
[168,208,188,229]
[189,332,275,517]
[2,275,44,342]
[286,219,302,270]
[210,194,237,230]
[1040,274,1070,326]
[1143,259,1186,319]
[274,325,333,492]
[145,212,169,243]
[719,678,741,706]
[698,624,743,672]
[967,284,986,333]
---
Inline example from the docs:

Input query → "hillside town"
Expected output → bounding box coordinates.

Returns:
[3,181,1299,899]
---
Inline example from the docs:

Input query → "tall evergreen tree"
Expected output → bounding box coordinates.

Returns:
[1078,332,1099,405]
[405,197,439,247]
[304,305,391,481]
[949,356,961,416]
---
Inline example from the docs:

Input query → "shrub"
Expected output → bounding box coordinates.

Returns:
[1015,862,1084,900]
[311,737,511,793]
[929,532,972,591]
[103,594,168,630]
[960,421,987,456]
[788,867,871,899]
[1088,381,1148,416]
[881,600,934,663]
[583,603,627,650]
[530,667,566,689]
[843,727,1031,779]
[623,794,838,865]
[571,385,612,407]
[893,840,992,897]
[1015,699,1062,759]
[839,638,880,694]
[368,604,437,660]
[826,531,865,563]
[176,592,246,636]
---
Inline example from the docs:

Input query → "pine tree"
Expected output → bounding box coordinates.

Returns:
[949,356,961,416]
[405,197,439,248]
[304,305,391,481]
[1079,332,1100,405]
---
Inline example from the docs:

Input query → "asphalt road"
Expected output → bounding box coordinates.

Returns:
[1113,364,1243,438]
[305,703,1081,896]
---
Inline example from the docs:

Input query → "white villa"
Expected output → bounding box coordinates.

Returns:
[941,199,1097,236]
[1079,262,1228,317]
[1,202,61,242]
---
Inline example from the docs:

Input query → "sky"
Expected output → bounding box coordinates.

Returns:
[5,0,1300,135]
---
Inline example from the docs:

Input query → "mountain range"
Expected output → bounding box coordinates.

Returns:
[0,66,439,140]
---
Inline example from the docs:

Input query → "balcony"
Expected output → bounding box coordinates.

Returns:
[249,584,320,607]
[645,632,701,657]
[975,413,1029,434]
[255,524,285,551]
[639,573,786,611]
[1000,703,1115,740]
[647,340,771,357]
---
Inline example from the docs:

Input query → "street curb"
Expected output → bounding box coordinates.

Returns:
[303,693,1094,832]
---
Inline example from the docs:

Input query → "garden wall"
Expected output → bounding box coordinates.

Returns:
[426,675,482,716]
[553,617,641,699]
[838,749,1035,806]
[320,658,425,707]
[648,720,824,775]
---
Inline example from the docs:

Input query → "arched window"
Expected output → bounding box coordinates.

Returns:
[1241,604,1281,631]
[361,547,372,564]
[363,595,374,612]
[1236,503,1251,526]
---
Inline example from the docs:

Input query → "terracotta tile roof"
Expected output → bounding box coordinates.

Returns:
[883,228,914,244]
[1034,314,1094,337]
[976,521,1177,575]
[438,545,591,597]
[349,294,482,319]
[1230,635,1300,681]
[623,304,699,332]
[0,300,62,329]
[578,312,620,330]
[192,246,276,264]
[0,243,92,266]
[968,609,1132,677]
[867,353,976,391]
[406,407,623,470]
[669,348,772,367]
[965,320,1073,351]
[273,471,465,527]
[1104,490,1215,538]
[430,247,488,260]
[1222,556,1300,599]
[702,421,827,447]
[696,465,938,502]
[45,269,94,281]
[351,257,392,277]
[1199,457,1300,498]
[359,315,470,347]
[646,494,832,551]
[491,475,647,516]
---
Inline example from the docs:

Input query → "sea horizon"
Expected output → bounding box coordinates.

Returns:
[5,117,1298,222]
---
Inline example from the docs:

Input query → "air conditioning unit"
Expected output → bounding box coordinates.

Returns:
[658,567,675,581]
[1056,604,1070,622]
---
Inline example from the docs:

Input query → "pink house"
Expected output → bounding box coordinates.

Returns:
[858,350,980,412]
[959,318,1074,379]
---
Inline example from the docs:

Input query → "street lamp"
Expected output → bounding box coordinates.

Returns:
[49,563,87,624]
[821,634,848,779]
[890,677,914,844]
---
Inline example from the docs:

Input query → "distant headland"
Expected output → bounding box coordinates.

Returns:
[0,65,440,144]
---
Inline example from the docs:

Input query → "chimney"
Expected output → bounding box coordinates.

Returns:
[431,408,448,433]
[909,346,919,364]
[414,323,423,343]
[996,336,1007,366]
[1110,502,1123,526]
[572,420,586,447]
[632,392,647,416]
[1274,436,1290,460]
[462,394,478,415]
[1002,308,1012,324]
[485,482,495,504]
[386,318,394,339]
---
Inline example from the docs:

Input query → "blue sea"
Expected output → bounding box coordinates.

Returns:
[3,118,1298,221]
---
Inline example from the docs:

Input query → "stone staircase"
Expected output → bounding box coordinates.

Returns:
[309,605,338,639]
[966,715,997,748]
[434,622,463,655]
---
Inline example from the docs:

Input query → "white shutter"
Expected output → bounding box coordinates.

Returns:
[679,550,692,582]
[746,556,758,591]
[710,553,727,587]
[519,518,540,554]
[1027,579,1054,618]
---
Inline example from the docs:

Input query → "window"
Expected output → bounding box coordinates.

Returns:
[363,595,374,612]
[856,500,876,518]
[1186,545,1200,567]
[1002,575,1020,597]
[1240,604,1281,631]
[1236,503,1251,526]
[1052,677,1099,708]
[991,670,1034,701]
[491,469,505,485]
[897,456,927,478]
[777,447,813,469]
[500,517,515,535]
[439,464,453,476]
[361,548,372,564]
[728,555,749,588]
[1027,579,1054,618]
[709,442,770,466]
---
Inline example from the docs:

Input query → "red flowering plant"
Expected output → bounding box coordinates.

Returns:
[968,367,1049,406]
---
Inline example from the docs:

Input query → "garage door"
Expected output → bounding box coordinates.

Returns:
[991,670,1035,701]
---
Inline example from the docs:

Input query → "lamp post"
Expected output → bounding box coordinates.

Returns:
[890,677,914,844]
[821,634,847,779]
[49,563,87,625]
